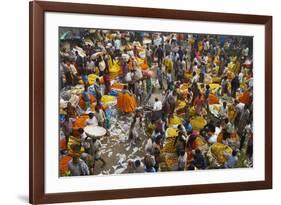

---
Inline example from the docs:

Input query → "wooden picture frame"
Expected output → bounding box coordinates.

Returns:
[29,1,272,204]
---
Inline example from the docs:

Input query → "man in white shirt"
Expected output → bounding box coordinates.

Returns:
[86,59,96,74]
[153,98,162,111]
[64,62,77,76]
[153,98,162,121]
[238,71,244,83]
[247,77,253,89]
[178,151,187,171]
[208,132,218,144]
[191,71,199,84]
[114,38,121,50]
[114,37,121,57]
[86,112,98,126]
[225,119,235,134]
[181,58,187,72]
[234,100,245,114]
[90,138,106,168]
[242,47,249,57]
[204,40,210,51]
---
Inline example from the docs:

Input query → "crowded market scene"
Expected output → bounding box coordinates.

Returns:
[59,27,253,176]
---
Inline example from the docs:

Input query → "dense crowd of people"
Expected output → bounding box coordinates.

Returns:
[59,28,253,176]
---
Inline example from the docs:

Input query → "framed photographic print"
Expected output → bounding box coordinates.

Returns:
[29,1,272,204]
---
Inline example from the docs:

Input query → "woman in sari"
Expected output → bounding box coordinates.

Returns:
[193,92,204,116]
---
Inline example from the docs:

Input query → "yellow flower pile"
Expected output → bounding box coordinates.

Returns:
[190,116,207,131]
[166,158,178,168]
[136,57,144,64]
[79,74,99,85]
[176,100,186,110]
[210,143,232,164]
[178,83,190,95]
[168,115,182,126]
[109,61,121,79]
[227,62,236,72]
[184,72,192,80]
[162,138,176,153]
[212,77,221,83]
[209,83,221,93]
[189,106,196,117]
[166,127,178,138]
[101,95,116,105]
[88,74,99,85]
